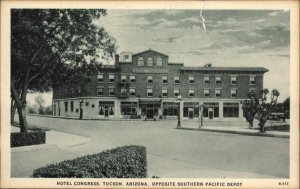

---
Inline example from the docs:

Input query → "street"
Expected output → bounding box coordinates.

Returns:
[11,116,289,178]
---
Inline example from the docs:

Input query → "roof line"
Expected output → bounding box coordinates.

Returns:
[132,49,169,57]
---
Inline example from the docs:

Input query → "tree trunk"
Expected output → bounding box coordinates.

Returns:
[11,99,17,124]
[17,105,27,133]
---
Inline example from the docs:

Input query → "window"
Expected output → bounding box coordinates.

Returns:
[120,88,127,95]
[204,89,210,97]
[231,89,237,98]
[85,102,89,106]
[162,76,168,84]
[147,75,153,83]
[97,74,104,82]
[77,87,81,95]
[174,89,180,97]
[70,101,74,112]
[138,57,144,66]
[121,75,127,83]
[129,88,136,96]
[188,89,195,97]
[215,76,221,84]
[215,89,221,97]
[130,75,136,83]
[189,76,194,84]
[231,76,237,85]
[156,57,163,66]
[223,103,239,118]
[147,88,153,97]
[162,89,168,97]
[204,76,210,84]
[203,102,219,118]
[163,102,178,116]
[250,76,256,85]
[174,76,180,84]
[147,57,153,66]
[124,55,129,60]
[97,87,103,96]
[121,102,137,116]
[109,74,115,83]
[70,88,74,94]
[64,101,68,112]
[109,88,115,96]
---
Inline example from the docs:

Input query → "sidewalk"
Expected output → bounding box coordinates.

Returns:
[11,126,90,152]
[176,124,289,138]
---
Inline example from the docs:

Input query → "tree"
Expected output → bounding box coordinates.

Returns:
[11,9,116,133]
[34,95,46,114]
[242,89,280,132]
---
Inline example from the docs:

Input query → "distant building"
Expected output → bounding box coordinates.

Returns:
[52,49,268,120]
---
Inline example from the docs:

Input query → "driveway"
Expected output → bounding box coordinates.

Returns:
[11,116,289,178]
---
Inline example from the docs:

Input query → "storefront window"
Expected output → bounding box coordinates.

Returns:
[223,103,239,117]
[203,103,219,118]
[183,102,199,118]
[163,102,178,116]
[121,102,137,115]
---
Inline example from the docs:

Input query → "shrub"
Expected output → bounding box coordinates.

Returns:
[32,145,147,178]
[11,131,46,147]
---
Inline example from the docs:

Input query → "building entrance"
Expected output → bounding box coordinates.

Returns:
[141,104,160,119]
[188,108,194,119]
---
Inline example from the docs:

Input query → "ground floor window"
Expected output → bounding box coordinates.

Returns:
[183,102,199,118]
[203,102,219,118]
[99,101,114,116]
[163,102,178,116]
[121,102,137,115]
[223,103,239,117]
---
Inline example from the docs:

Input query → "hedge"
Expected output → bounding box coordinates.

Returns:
[32,145,147,178]
[11,131,46,147]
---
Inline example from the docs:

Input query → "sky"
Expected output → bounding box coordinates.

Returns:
[28,9,290,106]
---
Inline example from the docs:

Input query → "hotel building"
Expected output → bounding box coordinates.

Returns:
[52,49,268,120]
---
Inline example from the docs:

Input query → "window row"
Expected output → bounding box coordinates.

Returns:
[97,74,257,85]
[138,57,163,67]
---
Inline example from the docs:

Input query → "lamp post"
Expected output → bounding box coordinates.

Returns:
[199,104,204,128]
[79,99,83,119]
[175,95,183,128]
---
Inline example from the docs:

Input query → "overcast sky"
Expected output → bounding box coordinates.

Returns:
[29,9,290,105]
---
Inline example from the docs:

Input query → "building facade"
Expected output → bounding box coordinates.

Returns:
[52,49,268,120]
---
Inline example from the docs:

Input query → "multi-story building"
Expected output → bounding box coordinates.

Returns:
[52,49,268,120]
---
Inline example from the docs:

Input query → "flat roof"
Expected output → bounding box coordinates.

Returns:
[181,66,269,72]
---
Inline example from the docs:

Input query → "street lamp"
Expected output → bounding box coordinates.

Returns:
[79,99,83,119]
[175,95,183,128]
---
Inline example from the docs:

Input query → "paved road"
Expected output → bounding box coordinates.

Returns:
[11,116,289,178]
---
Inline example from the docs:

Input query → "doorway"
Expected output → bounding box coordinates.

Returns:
[104,106,109,117]
[208,108,214,119]
[188,108,194,119]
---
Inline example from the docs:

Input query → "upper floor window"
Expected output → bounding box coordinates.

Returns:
[250,76,256,85]
[204,76,210,84]
[138,57,144,66]
[231,89,237,98]
[129,88,136,96]
[174,89,180,97]
[162,76,168,84]
[174,76,180,84]
[70,88,74,94]
[109,74,115,83]
[215,76,222,84]
[147,75,153,83]
[215,89,221,97]
[231,76,237,85]
[121,75,127,83]
[156,57,163,66]
[130,75,136,83]
[120,88,127,95]
[109,88,115,96]
[188,89,195,97]
[97,74,104,82]
[189,76,194,84]
[97,87,103,96]
[147,57,153,66]
[147,88,153,97]
[162,89,168,97]
[204,89,210,97]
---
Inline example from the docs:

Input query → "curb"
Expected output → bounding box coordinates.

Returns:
[176,127,289,139]
[11,144,57,153]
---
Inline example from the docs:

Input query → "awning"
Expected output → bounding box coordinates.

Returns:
[139,99,162,105]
